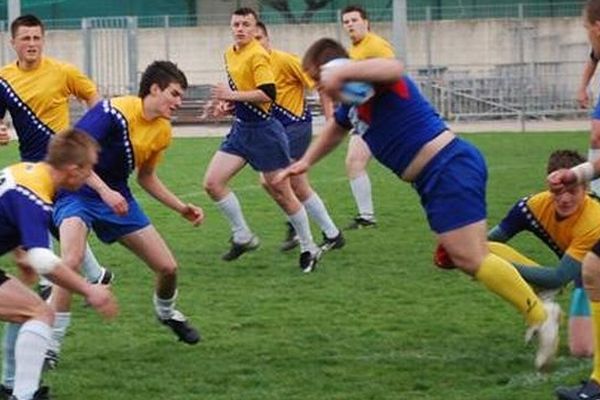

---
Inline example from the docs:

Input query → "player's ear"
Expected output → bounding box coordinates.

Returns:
[149,83,161,96]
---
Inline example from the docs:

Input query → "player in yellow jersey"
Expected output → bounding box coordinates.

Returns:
[254,21,344,253]
[487,150,600,359]
[0,15,113,389]
[203,8,322,272]
[0,129,116,400]
[341,5,395,230]
[48,61,204,368]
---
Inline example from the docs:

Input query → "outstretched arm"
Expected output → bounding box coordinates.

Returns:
[514,254,581,289]
[137,163,204,226]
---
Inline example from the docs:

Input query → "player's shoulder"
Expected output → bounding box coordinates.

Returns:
[6,162,54,205]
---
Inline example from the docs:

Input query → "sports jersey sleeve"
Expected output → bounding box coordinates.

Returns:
[63,63,97,103]
[252,52,275,87]
[333,104,353,130]
[566,229,600,261]
[7,191,51,250]
[496,196,532,238]
[75,101,115,142]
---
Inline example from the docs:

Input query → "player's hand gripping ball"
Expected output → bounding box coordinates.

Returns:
[321,58,375,105]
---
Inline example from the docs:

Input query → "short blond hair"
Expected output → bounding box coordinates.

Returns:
[45,129,99,168]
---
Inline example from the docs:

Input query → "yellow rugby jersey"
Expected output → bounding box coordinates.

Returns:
[74,96,171,199]
[349,32,395,60]
[270,49,313,126]
[225,39,274,121]
[497,191,600,262]
[0,56,97,162]
[0,162,54,252]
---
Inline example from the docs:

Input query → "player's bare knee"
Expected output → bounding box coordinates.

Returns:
[61,252,85,272]
[155,262,177,277]
[18,299,54,326]
[203,178,225,200]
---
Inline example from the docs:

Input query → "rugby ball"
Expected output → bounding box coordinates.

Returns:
[321,58,375,105]
[340,81,375,105]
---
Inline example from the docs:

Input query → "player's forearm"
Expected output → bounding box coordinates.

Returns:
[229,89,271,103]
[339,59,404,84]
[85,171,112,195]
[580,59,598,90]
[303,120,347,166]
[137,172,186,214]
[514,256,581,289]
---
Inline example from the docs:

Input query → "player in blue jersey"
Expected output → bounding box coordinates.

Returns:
[0,15,113,387]
[281,37,561,370]
[203,8,321,272]
[49,61,203,365]
[0,129,117,400]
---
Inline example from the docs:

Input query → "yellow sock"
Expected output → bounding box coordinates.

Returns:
[488,242,540,266]
[590,302,600,383]
[475,253,546,326]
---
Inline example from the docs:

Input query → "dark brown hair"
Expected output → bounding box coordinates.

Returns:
[11,14,44,38]
[138,60,188,98]
[302,38,349,72]
[546,149,586,174]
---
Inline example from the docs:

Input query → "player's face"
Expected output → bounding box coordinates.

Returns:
[254,28,269,51]
[11,25,44,67]
[231,14,257,47]
[62,150,97,191]
[552,184,586,218]
[152,82,184,120]
[342,11,368,44]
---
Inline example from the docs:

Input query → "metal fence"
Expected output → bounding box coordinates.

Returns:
[0,2,592,127]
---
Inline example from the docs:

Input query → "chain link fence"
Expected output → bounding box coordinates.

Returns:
[0,2,592,126]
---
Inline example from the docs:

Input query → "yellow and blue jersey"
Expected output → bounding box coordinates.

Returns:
[349,32,395,60]
[497,191,600,262]
[225,39,275,122]
[0,162,54,254]
[270,49,313,127]
[0,56,97,162]
[73,96,171,200]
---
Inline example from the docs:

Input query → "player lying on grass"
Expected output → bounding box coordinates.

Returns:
[486,149,598,358]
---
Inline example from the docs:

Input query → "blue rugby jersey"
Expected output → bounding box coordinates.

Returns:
[334,75,447,176]
[67,97,172,200]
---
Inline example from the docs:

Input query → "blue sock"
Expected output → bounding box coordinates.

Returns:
[2,323,21,389]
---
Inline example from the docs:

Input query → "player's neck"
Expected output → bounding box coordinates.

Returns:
[17,58,42,71]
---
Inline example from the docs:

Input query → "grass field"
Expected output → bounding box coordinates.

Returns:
[0,130,595,399]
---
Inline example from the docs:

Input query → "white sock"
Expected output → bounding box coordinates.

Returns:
[49,312,71,354]
[153,290,177,320]
[1,322,20,389]
[215,192,253,243]
[589,149,600,195]
[303,193,339,239]
[81,243,103,283]
[288,207,317,253]
[13,320,51,400]
[350,173,375,220]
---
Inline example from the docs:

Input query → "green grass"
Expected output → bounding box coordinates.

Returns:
[0,130,594,399]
